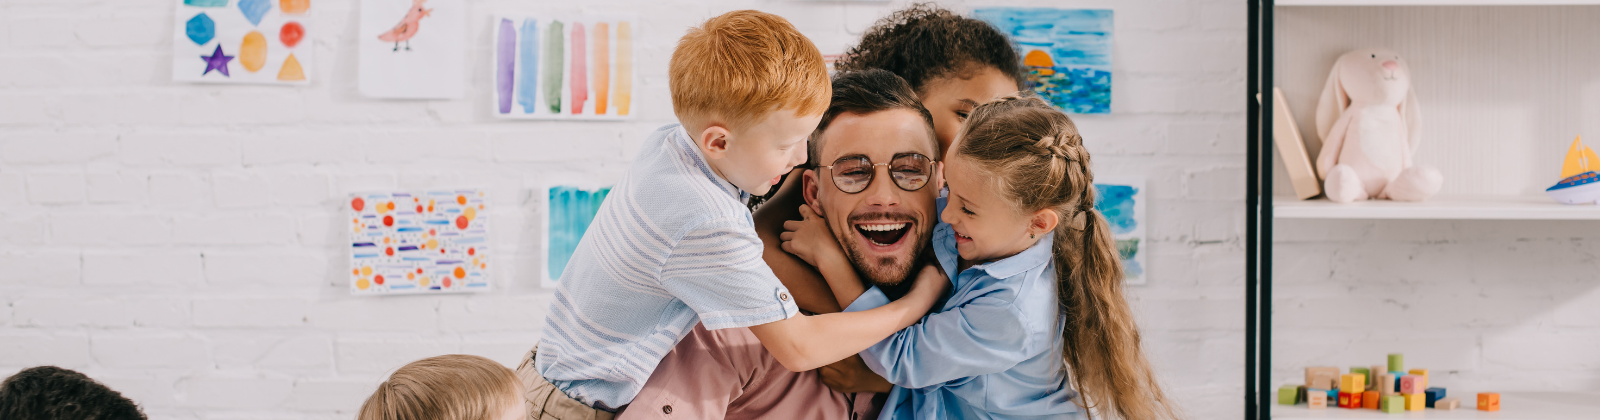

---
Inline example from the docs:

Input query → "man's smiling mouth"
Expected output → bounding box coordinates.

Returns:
[856,222,910,247]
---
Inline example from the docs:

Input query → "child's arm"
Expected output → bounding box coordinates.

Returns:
[847,296,1034,389]
[752,170,842,314]
[746,268,946,372]
[778,205,867,308]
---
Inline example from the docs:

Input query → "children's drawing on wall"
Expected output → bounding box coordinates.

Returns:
[1094,178,1146,284]
[975,8,1113,114]
[541,185,611,288]
[349,190,490,295]
[358,0,464,98]
[172,0,311,85]
[491,15,637,120]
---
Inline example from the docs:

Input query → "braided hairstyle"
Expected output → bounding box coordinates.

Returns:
[834,3,1024,93]
[955,95,1178,420]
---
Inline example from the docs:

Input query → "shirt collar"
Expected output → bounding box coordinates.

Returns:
[670,125,747,202]
[933,217,1056,281]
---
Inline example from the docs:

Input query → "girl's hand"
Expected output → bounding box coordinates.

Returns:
[910,262,950,301]
[779,205,841,267]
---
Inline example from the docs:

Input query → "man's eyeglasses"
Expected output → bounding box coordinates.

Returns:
[816,153,936,194]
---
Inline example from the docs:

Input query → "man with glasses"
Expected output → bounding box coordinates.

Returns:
[617,69,943,420]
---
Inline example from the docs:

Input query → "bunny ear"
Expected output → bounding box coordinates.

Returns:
[1400,86,1422,153]
[1315,55,1350,141]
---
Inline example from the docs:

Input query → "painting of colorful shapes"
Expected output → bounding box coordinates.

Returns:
[349,190,489,295]
[492,15,636,120]
[974,8,1112,114]
[541,185,611,288]
[173,0,310,84]
[1093,178,1146,284]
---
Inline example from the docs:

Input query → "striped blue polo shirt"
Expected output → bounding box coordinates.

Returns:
[535,124,799,411]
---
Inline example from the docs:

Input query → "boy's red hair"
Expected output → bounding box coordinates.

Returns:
[670,10,830,129]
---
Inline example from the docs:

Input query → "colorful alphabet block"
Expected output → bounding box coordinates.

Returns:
[1478,393,1500,411]
[1438,396,1460,410]
[1425,387,1445,408]
[1362,391,1380,410]
[1340,373,1365,393]
[1400,375,1424,394]
[1388,353,1404,372]
[1279,385,1298,405]
[1350,367,1371,388]
[1337,391,1353,408]
[1405,393,1425,411]
[1382,396,1405,413]
[1308,390,1328,409]
[1305,366,1339,390]
[1348,391,1363,410]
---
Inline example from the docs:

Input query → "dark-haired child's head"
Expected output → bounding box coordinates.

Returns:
[835,3,1025,153]
[0,366,146,420]
[358,354,523,420]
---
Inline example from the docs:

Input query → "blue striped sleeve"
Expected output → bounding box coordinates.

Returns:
[659,215,798,330]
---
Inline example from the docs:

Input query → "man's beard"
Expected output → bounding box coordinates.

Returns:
[833,217,931,295]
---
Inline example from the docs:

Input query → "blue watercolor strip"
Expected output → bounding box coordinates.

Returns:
[518,19,540,113]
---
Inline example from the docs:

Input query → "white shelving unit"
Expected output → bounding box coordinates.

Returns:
[1273,392,1600,419]
[1275,195,1600,220]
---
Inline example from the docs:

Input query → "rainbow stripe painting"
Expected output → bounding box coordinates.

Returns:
[492,15,635,120]
[349,190,490,295]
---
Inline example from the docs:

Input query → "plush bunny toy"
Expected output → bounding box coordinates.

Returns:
[1315,48,1442,203]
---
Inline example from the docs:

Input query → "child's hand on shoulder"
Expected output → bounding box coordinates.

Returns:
[779,205,841,267]
[912,262,950,298]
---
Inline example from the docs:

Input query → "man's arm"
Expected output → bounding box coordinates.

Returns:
[753,169,841,314]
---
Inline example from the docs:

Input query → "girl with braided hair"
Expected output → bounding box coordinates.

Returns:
[782,94,1178,419]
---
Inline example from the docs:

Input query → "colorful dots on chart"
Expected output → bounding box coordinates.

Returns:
[361,266,372,276]
[455,215,469,229]
[416,205,424,213]
[351,197,365,211]
[277,53,306,81]
[352,268,359,276]
[374,275,384,285]
[468,247,475,256]
[279,0,309,15]
[419,277,430,287]
[416,268,423,274]
[186,13,216,45]
[453,267,466,279]
[443,278,453,288]
[463,206,477,221]
[239,31,268,72]
[457,195,468,205]
[426,239,438,250]
[357,277,371,290]
[383,215,394,227]
[384,247,394,256]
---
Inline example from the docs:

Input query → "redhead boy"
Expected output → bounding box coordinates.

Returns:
[522,10,946,418]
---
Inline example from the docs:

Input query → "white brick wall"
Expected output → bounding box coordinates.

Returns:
[0,0,1250,418]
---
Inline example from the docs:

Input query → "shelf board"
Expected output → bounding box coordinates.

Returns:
[1278,0,1600,5]
[1273,195,1600,220]
[1274,392,1600,419]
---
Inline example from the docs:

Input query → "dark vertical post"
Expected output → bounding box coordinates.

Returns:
[1259,2,1276,420]
[1244,0,1261,419]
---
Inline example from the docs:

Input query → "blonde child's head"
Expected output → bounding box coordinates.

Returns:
[942,95,1178,419]
[669,10,831,196]
[358,354,523,420]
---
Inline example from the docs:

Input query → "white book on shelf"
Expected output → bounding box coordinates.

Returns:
[1270,87,1322,200]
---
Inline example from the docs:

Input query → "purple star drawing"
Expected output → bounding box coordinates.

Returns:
[201,45,233,77]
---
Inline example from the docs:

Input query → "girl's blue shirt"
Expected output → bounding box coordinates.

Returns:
[843,197,1079,419]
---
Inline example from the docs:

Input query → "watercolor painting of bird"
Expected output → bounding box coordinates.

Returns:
[377,0,432,51]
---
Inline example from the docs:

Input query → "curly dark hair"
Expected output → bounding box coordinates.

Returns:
[834,3,1024,93]
[0,366,146,420]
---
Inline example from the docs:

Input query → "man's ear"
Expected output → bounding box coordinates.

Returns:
[802,169,824,218]
[933,162,945,193]
[1031,208,1060,237]
[698,124,732,160]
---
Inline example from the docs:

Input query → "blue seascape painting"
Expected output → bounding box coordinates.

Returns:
[544,185,611,287]
[975,8,1113,114]
[1094,180,1145,284]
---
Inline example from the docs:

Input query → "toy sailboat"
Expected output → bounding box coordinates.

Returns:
[1546,136,1600,204]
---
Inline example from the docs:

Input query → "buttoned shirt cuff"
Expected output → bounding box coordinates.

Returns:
[842,286,890,313]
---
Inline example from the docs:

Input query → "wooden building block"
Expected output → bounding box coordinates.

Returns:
[1340,373,1365,393]
[1305,367,1339,390]
[1478,393,1500,411]
[1308,390,1328,409]
[1405,393,1426,411]
[1400,375,1424,394]
[1382,396,1406,413]
[1438,397,1460,410]
[1279,385,1298,405]
[1349,391,1363,410]
[1296,385,1307,404]
[1350,367,1371,390]
[1362,391,1380,410]
[1337,391,1353,408]
[1388,353,1404,372]
[1409,368,1429,377]
[1425,387,1446,408]
[1378,373,1398,396]
[1368,365,1385,389]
